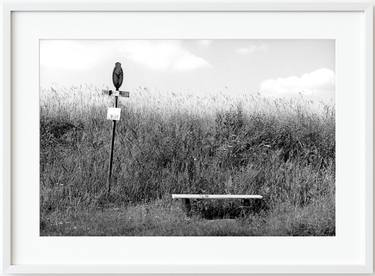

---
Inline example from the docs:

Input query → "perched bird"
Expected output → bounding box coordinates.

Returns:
[112,62,123,90]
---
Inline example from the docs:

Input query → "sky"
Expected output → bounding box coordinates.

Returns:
[40,39,335,101]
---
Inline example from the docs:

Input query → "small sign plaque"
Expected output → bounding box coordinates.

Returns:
[107,107,121,121]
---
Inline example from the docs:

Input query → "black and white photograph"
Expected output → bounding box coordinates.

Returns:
[40,39,335,236]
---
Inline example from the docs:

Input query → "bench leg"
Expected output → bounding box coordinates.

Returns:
[241,199,251,217]
[182,198,191,216]
[243,199,250,208]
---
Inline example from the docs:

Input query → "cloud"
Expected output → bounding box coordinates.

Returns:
[41,40,211,72]
[118,41,211,71]
[235,43,267,55]
[259,68,335,98]
[197,40,213,47]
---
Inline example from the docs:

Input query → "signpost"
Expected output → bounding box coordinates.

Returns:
[103,62,130,195]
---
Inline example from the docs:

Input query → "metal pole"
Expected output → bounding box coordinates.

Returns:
[107,89,119,195]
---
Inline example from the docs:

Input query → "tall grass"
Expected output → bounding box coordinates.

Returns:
[40,85,335,235]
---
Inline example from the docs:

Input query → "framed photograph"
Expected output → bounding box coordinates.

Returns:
[2,0,373,274]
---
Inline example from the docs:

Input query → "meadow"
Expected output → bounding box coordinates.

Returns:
[40,85,335,236]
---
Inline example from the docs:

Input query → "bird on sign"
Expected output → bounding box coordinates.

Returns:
[112,62,123,90]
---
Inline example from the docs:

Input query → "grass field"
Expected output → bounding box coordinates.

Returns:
[40,85,335,236]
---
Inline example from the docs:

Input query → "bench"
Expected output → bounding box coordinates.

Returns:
[172,194,263,215]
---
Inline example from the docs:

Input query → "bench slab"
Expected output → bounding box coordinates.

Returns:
[172,194,263,199]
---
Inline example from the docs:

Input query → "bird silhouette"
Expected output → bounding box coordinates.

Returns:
[112,62,123,90]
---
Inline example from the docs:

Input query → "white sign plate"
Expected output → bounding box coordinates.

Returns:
[107,107,121,121]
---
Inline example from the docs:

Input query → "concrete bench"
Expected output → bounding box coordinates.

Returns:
[172,194,263,215]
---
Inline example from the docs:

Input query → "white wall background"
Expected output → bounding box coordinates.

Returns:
[0,0,374,275]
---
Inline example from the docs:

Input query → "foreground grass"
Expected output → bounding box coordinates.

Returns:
[41,198,334,236]
[40,86,335,236]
